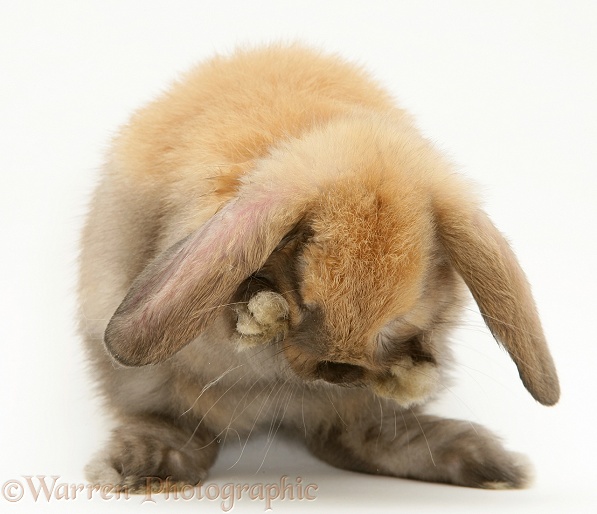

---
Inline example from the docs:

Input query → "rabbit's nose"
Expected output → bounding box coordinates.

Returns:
[315,361,365,384]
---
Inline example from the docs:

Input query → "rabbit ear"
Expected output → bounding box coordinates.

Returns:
[104,192,305,367]
[435,198,560,406]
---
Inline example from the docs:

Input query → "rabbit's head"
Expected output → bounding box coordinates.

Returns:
[104,114,560,408]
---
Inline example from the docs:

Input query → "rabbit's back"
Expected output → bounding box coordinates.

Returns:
[113,45,396,184]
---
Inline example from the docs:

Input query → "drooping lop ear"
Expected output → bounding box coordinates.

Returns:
[104,191,306,367]
[435,196,560,406]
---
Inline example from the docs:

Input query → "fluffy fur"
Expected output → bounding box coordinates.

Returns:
[79,44,559,492]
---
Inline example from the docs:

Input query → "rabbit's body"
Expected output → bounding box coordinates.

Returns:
[79,45,558,491]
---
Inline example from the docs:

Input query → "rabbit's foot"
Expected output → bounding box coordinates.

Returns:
[85,416,219,494]
[234,291,289,347]
[307,413,532,489]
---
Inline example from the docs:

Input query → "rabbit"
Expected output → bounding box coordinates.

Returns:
[79,43,560,492]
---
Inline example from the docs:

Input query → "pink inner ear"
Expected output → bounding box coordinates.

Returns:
[155,193,287,302]
[123,194,277,313]
[105,188,306,366]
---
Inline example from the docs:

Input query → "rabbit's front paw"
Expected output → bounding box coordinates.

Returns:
[234,291,289,347]
[451,447,532,489]
[432,425,533,489]
[85,417,219,494]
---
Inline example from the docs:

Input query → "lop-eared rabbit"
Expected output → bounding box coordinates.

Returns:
[79,45,559,491]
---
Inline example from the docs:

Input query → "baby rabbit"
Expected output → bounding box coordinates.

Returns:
[79,44,559,491]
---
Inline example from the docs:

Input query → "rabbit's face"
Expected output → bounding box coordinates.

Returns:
[233,177,464,407]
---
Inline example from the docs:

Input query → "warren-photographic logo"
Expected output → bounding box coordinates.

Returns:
[1,475,318,511]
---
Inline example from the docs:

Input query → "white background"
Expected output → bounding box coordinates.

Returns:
[1,1,596,513]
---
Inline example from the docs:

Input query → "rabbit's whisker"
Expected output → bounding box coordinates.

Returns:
[410,408,436,467]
